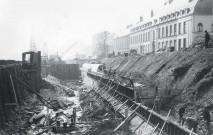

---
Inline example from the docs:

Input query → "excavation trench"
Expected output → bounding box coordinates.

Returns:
[4,71,197,135]
[85,71,197,135]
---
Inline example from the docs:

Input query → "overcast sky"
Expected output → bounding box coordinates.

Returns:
[0,0,164,60]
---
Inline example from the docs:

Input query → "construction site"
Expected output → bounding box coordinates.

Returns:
[1,0,213,134]
[0,42,213,135]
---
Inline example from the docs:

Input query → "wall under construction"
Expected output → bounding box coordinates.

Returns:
[0,52,42,128]
[49,64,80,80]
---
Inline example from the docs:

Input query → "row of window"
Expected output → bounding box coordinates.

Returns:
[159,8,190,23]
[138,38,187,54]
[120,37,189,55]
[130,22,187,45]
[113,39,129,49]
[197,23,213,32]
[158,38,187,50]
[131,8,190,33]
[140,44,151,54]
[130,32,151,44]
[158,21,187,38]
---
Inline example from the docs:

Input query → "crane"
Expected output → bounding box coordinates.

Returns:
[59,41,78,60]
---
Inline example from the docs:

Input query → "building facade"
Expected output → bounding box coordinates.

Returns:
[129,0,213,55]
[108,26,131,55]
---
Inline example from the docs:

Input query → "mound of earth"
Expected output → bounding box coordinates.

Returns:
[101,47,213,134]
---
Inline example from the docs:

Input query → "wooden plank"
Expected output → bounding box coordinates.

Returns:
[114,103,142,132]
[10,75,18,103]
[112,97,123,107]
[159,109,171,135]
[111,83,120,97]
[146,105,155,127]
[10,75,22,124]
[189,128,193,135]
[115,100,128,112]
[102,85,115,97]
[105,94,112,100]
[133,121,145,133]
[150,123,159,135]
[14,67,21,103]
[108,94,119,102]
[98,85,115,99]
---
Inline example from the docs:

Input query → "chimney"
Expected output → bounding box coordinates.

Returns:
[140,16,143,22]
[151,10,154,17]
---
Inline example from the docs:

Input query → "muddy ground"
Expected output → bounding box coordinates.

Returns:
[0,75,134,135]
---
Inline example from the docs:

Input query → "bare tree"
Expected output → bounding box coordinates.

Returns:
[94,31,115,58]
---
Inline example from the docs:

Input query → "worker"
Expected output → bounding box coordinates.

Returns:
[71,107,76,125]
[112,69,116,79]
[182,116,198,133]
[154,96,161,113]
[128,72,134,88]
[205,30,210,48]
[155,86,158,96]
[103,63,106,74]
[178,105,187,123]
[112,51,115,57]
[108,67,112,77]
[203,106,211,135]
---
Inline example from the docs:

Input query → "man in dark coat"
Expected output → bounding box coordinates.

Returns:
[179,105,187,123]
[182,116,198,133]
[203,107,211,135]
[154,96,161,113]
[205,30,210,48]
[128,72,134,88]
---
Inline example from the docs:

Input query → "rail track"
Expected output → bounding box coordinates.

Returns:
[87,71,197,135]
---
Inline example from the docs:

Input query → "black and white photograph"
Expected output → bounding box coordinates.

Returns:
[0,0,213,134]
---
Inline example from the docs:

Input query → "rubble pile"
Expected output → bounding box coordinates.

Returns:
[79,88,133,135]
[0,75,85,134]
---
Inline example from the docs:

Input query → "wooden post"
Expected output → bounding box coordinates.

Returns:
[112,97,123,107]
[14,67,21,102]
[159,109,171,135]
[134,88,137,101]
[115,100,128,112]
[128,104,135,110]
[10,75,22,125]
[0,69,6,125]
[111,83,120,97]
[1,70,8,123]
[146,105,155,127]
[108,94,119,102]
[189,128,193,135]
[150,123,159,135]
[155,86,158,96]
[125,108,128,118]
[133,121,145,133]
[114,103,142,132]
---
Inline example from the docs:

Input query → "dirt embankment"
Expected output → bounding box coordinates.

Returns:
[102,48,213,118]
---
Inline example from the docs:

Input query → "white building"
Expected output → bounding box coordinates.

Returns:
[129,0,213,55]
[108,26,131,55]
